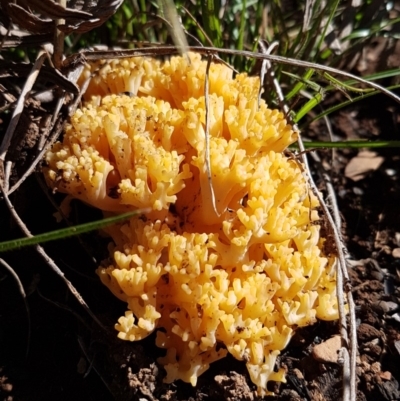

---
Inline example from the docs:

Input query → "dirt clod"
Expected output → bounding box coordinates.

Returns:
[357,323,382,342]
[214,372,255,401]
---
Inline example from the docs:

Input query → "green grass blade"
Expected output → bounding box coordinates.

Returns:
[290,0,322,60]
[139,0,148,24]
[270,0,290,48]
[284,69,317,100]
[293,92,325,123]
[292,67,400,123]
[158,0,189,55]
[236,0,247,51]
[327,68,400,90]
[0,210,148,252]
[291,140,400,149]
[322,72,374,93]
[301,83,400,128]
[200,0,223,48]
[314,0,340,56]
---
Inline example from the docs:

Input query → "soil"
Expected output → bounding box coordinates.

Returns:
[1,71,400,401]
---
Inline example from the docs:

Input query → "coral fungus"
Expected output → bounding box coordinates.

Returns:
[44,53,338,395]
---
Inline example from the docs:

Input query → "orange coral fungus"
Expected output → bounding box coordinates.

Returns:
[44,53,338,395]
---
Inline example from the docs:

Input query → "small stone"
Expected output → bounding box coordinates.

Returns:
[363,342,382,357]
[392,248,400,258]
[395,233,400,247]
[292,368,304,380]
[379,371,392,381]
[356,366,364,376]
[394,340,400,355]
[360,361,370,370]
[383,301,399,313]
[370,362,381,373]
[385,168,396,177]
[371,270,384,281]
[2,383,12,392]
[391,313,400,323]
[76,357,87,375]
[357,323,381,341]
[312,335,341,364]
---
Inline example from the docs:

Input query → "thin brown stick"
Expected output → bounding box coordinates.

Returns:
[306,148,358,401]
[53,0,66,69]
[8,65,88,195]
[181,5,214,47]
[0,257,31,357]
[0,61,79,93]
[3,161,12,193]
[204,54,219,218]
[257,40,279,108]
[297,145,357,401]
[36,287,92,330]
[0,183,106,331]
[303,0,316,32]
[320,164,357,401]
[62,46,400,106]
[158,0,189,57]
[7,115,64,195]
[257,43,356,401]
[77,337,115,396]
[0,52,46,166]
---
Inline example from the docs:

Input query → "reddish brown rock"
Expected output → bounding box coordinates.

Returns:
[312,335,342,364]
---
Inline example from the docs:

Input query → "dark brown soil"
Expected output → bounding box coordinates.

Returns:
[1,75,400,401]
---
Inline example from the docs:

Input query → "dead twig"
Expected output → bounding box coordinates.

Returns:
[257,40,279,109]
[0,257,31,357]
[77,336,115,396]
[0,183,106,331]
[62,46,400,106]
[36,287,92,330]
[7,114,63,195]
[7,63,87,195]
[257,43,357,401]
[0,61,80,94]
[53,0,67,69]
[203,53,220,220]
[158,0,189,58]
[311,151,358,401]
[0,52,47,179]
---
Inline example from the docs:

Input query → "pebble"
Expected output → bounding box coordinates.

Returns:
[379,371,392,381]
[357,323,381,341]
[370,362,381,373]
[292,368,304,380]
[392,248,400,258]
[382,301,399,313]
[385,168,397,177]
[312,335,341,364]
[394,340,400,355]
[395,233,400,247]
[371,270,384,281]
[372,300,399,314]
[390,313,400,323]
[353,186,364,195]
